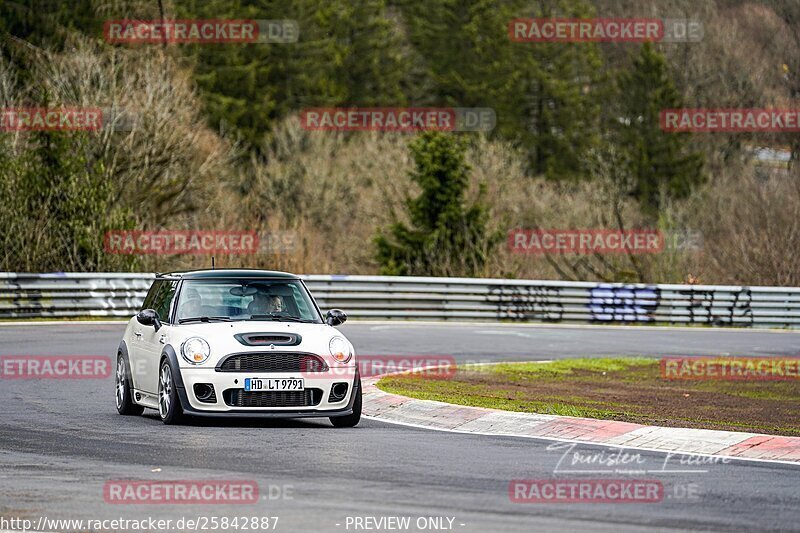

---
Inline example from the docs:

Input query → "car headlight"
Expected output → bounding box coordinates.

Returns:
[329,336,352,363]
[181,337,211,365]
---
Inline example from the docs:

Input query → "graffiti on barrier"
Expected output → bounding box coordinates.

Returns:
[677,287,753,326]
[589,284,660,322]
[488,285,564,321]
[2,281,46,316]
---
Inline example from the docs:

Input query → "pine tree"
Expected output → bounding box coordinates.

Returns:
[375,132,497,276]
[615,43,705,215]
[395,0,603,179]
[176,0,411,150]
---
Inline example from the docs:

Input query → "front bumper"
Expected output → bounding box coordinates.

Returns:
[175,365,359,418]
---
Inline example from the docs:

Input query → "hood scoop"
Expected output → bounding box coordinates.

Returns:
[234,332,302,347]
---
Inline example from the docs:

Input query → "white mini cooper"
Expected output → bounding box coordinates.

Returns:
[115,269,360,426]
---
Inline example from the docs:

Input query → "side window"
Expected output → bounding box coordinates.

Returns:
[141,281,162,311]
[152,281,179,323]
[292,285,310,316]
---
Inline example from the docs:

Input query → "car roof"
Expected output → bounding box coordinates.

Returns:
[158,269,300,280]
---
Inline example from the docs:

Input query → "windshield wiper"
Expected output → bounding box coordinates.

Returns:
[178,316,233,324]
[248,314,315,323]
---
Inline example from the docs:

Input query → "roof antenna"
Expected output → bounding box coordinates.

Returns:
[211,256,215,270]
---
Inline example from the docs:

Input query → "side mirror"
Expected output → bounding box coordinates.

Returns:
[136,309,162,331]
[325,309,347,327]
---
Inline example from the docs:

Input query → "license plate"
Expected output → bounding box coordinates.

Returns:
[244,378,304,392]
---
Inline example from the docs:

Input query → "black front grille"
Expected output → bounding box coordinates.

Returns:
[217,352,328,373]
[223,388,322,408]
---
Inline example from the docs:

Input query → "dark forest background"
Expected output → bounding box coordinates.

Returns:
[0,0,798,285]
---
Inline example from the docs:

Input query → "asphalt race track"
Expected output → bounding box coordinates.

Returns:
[1,322,799,532]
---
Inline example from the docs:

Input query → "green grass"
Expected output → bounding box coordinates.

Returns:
[378,367,644,418]
[376,357,800,436]
[472,358,653,378]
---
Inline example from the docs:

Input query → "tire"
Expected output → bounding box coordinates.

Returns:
[115,353,144,416]
[330,376,362,427]
[158,359,184,425]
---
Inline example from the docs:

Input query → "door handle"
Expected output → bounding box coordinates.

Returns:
[134,331,143,339]
[159,334,167,345]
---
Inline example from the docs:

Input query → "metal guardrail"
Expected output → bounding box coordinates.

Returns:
[1,272,800,328]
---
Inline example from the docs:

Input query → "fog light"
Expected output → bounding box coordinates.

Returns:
[328,382,349,403]
[194,383,216,403]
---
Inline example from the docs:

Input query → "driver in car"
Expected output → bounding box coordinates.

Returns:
[248,293,285,315]
[268,295,284,313]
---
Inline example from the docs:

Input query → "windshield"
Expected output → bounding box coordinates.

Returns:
[175,280,322,324]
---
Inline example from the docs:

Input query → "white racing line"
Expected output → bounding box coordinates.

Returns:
[363,361,800,468]
[474,330,534,338]
[362,414,800,468]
